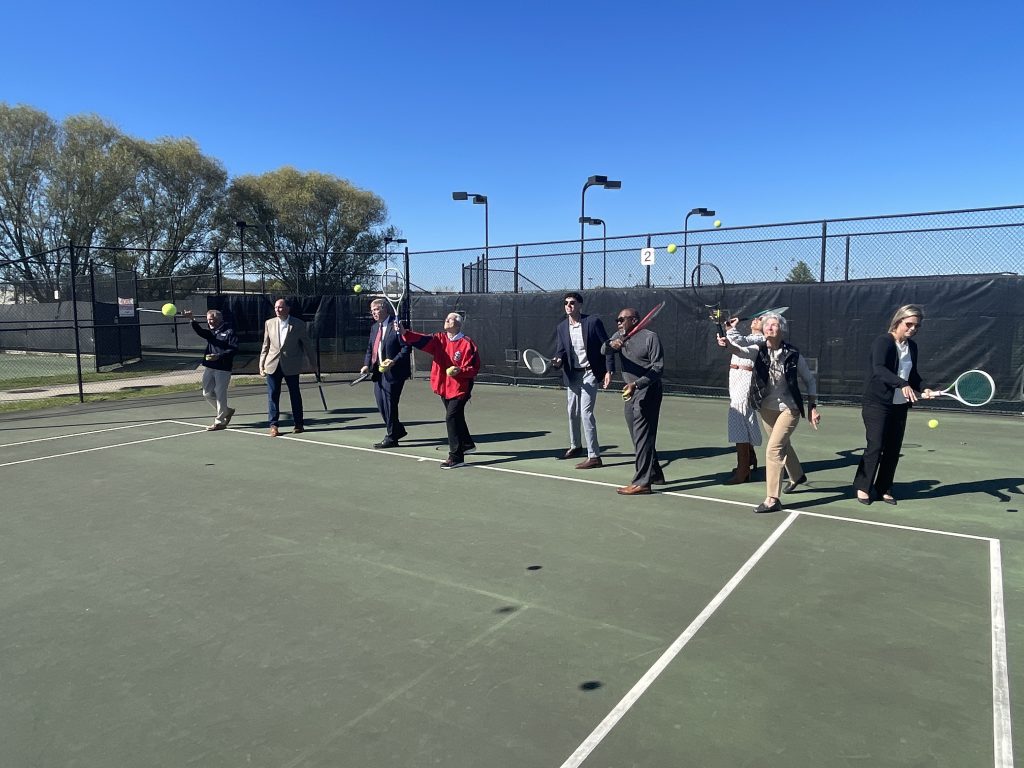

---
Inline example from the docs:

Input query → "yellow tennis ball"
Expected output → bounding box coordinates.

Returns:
[353,284,362,293]
[161,303,177,317]
[928,419,939,429]
[666,243,677,253]
[713,220,722,228]
[446,366,459,376]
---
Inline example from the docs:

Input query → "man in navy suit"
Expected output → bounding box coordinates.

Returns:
[551,292,614,469]
[360,298,412,449]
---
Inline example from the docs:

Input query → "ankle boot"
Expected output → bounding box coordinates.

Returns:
[725,443,752,485]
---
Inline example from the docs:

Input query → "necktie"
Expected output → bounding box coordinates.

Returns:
[371,324,383,364]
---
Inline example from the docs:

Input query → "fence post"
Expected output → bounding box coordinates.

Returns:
[514,244,520,293]
[645,234,652,288]
[844,235,851,281]
[68,242,85,403]
[214,248,222,295]
[819,220,828,282]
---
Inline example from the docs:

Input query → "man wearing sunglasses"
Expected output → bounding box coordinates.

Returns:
[603,308,665,495]
[550,292,615,469]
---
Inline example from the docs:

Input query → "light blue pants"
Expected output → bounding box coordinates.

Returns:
[566,369,600,458]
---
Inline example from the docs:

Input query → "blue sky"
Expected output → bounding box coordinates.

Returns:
[4,0,1022,253]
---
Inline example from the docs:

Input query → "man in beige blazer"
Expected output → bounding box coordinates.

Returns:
[259,298,314,436]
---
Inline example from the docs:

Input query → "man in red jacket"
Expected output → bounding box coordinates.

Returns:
[400,312,481,469]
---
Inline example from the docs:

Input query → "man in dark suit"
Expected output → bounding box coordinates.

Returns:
[259,297,314,436]
[361,298,412,449]
[551,292,614,469]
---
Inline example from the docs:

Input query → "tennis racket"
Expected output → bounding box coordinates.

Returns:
[522,349,552,375]
[691,263,726,333]
[623,300,667,340]
[927,369,995,407]
[349,371,372,386]
[315,373,328,411]
[740,306,789,321]
[378,267,407,321]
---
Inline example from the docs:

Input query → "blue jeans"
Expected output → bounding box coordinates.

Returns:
[267,368,304,428]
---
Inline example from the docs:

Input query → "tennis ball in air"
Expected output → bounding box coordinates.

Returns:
[666,243,677,253]
[161,303,177,317]
[353,284,362,293]
[928,419,939,429]
[713,220,722,228]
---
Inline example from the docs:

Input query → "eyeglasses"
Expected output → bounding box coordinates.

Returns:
[904,321,920,328]
[616,316,637,323]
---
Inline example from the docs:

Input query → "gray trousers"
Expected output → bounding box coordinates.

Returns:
[566,369,600,458]
[202,367,232,424]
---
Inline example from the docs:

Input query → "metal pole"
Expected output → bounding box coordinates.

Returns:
[683,212,692,287]
[602,221,607,288]
[69,242,85,403]
[844,235,850,281]
[645,233,651,288]
[514,244,520,294]
[819,220,828,282]
[483,199,489,294]
[579,183,587,291]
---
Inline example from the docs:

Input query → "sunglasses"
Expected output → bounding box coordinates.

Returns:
[616,316,637,323]
[905,321,920,328]
[564,300,578,305]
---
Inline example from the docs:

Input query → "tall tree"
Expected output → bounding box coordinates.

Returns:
[226,167,389,293]
[115,137,228,297]
[786,260,817,283]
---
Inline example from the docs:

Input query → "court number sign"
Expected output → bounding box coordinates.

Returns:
[640,247,656,266]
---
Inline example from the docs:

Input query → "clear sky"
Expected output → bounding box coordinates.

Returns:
[4,0,1022,253]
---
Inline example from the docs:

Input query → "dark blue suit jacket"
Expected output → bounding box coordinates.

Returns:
[364,316,411,382]
[553,313,615,386]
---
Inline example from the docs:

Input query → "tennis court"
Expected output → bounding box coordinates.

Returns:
[0,379,1019,767]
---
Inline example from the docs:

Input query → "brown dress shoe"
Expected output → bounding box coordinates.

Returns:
[269,425,280,437]
[575,457,603,469]
[560,447,584,460]
[292,426,305,434]
[616,484,652,495]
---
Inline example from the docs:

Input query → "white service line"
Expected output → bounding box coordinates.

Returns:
[991,539,1015,768]
[558,510,800,768]
[0,429,207,468]
[0,421,165,449]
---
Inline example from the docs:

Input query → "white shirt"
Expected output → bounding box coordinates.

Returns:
[278,317,290,346]
[892,341,912,404]
[568,320,589,369]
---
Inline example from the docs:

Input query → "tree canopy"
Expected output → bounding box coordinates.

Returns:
[0,103,394,301]
[786,260,817,283]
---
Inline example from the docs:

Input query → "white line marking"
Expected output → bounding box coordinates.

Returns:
[794,509,995,542]
[558,511,800,768]
[0,421,164,448]
[991,539,1015,768]
[0,429,207,468]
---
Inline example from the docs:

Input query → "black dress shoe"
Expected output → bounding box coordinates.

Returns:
[881,494,897,506]
[754,499,783,513]
[393,428,408,441]
[783,474,807,493]
[374,439,399,449]
[857,495,872,505]
[560,447,584,460]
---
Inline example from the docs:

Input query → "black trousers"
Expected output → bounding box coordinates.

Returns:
[624,381,662,486]
[443,392,473,458]
[854,402,909,495]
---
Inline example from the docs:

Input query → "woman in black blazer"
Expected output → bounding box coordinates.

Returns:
[853,304,931,505]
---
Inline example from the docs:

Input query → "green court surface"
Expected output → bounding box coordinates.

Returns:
[0,380,1020,767]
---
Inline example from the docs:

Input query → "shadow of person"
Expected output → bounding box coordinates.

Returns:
[898,477,1024,504]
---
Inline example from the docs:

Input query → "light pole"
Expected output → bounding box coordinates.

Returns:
[383,236,407,272]
[579,216,607,287]
[580,176,620,290]
[683,207,716,286]
[452,192,488,292]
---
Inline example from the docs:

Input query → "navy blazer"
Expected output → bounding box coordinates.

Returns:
[863,333,923,408]
[553,313,615,385]
[364,316,411,382]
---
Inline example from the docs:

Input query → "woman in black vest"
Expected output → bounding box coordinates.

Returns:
[725,313,821,513]
[853,304,930,505]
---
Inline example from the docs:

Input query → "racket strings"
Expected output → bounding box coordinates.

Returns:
[954,371,995,405]
[522,350,549,375]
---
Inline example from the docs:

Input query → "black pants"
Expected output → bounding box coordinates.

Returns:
[443,392,473,458]
[624,381,662,485]
[854,403,909,495]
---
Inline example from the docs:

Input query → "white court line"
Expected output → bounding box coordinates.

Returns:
[991,539,1015,768]
[0,429,207,468]
[0,421,163,449]
[558,511,800,768]
[168,418,1016,766]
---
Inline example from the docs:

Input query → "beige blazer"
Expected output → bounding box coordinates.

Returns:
[259,315,313,376]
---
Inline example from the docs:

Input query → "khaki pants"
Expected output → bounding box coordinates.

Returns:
[759,405,803,499]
